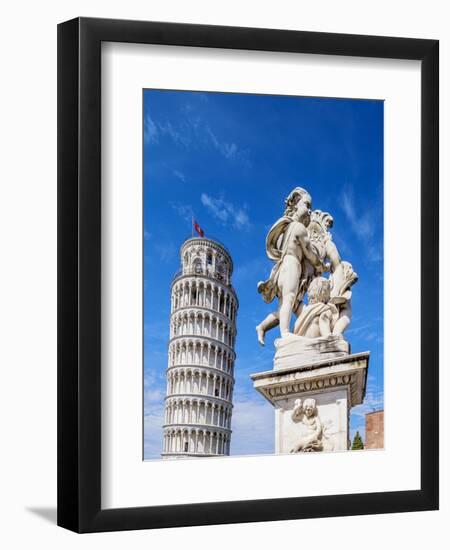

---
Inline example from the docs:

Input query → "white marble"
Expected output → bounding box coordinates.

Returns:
[276,390,348,453]
[256,187,321,343]
[289,398,325,453]
[256,189,358,352]
[251,353,369,453]
[273,333,349,370]
[163,237,238,458]
[251,188,368,454]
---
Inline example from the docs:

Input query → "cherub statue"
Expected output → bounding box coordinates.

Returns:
[302,210,358,336]
[290,398,323,453]
[256,188,325,344]
[293,277,338,337]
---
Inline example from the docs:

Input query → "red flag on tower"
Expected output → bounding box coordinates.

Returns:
[193,219,205,237]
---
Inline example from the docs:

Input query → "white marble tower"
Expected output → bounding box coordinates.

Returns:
[162,237,238,458]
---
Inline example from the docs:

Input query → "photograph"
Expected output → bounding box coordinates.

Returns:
[0,0,442,541]
[143,89,384,460]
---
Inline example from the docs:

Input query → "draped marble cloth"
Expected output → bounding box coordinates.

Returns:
[257,216,318,309]
[294,301,339,337]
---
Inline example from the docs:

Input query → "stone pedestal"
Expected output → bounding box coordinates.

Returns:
[251,352,369,453]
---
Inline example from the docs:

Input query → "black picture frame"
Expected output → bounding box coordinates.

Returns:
[57,17,439,533]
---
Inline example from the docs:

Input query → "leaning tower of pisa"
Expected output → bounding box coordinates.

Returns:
[162,237,238,458]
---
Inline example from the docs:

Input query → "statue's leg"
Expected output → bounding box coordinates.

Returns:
[278,291,297,336]
[319,310,333,337]
[333,304,351,335]
[256,312,279,346]
[278,257,301,337]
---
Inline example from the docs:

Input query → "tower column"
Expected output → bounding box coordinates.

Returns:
[163,237,238,459]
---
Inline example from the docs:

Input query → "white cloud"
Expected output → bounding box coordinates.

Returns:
[346,321,383,346]
[144,114,158,144]
[230,398,274,456]
[157,120,191,148]
[145,104,250,164]
[201,193,229,222]
[173,169,186,182]
[331,228,351,256]
[347,322,371,335]
[201,193,250,229]
[205,125,251,165]
[144,321,170,344]
[206,126,238,159]
[234,209,250,228]
[144,367,159,391]
[351,390,384,419]
[367,244,382,263]
[171,202,194,223]
[144,406,165,459]
[144,113,192,148]
[154,242,176,263]
[146,388,165,403]
[341,188,374,241]
[143,367,166,458]
[340,187,383,264]
[233,257,267,285]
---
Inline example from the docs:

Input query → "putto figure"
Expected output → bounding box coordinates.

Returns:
[293,277,338,338]
[307,210,358,335]
[290,398,324,453]
[256,188,324,344]
[256,190,358,346]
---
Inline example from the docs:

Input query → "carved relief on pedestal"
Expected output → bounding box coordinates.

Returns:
[290,398,323,452]
[289,398,335,453]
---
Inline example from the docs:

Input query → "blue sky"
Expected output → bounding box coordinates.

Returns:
[143,89,384,460]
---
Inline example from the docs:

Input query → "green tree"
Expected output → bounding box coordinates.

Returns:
[351,431,364,450]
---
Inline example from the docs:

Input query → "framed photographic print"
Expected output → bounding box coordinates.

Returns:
[57,17,439,533]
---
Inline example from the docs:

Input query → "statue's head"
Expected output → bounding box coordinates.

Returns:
[303,398,317,417]
[307,277,331,304]
[311,210,334,231]
[322,213,334,230]
[284,187,312,225]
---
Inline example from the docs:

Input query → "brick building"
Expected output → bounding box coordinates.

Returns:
[365,410,384,449]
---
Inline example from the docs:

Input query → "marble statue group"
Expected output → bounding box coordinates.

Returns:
[256,187,358,348]
[251,187,368,454]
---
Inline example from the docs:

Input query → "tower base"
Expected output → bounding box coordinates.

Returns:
[251,352,369,453]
